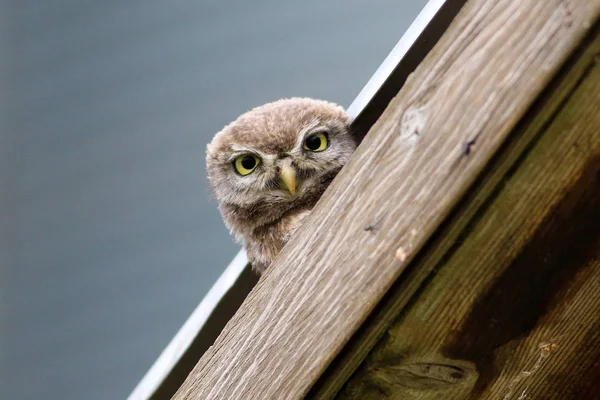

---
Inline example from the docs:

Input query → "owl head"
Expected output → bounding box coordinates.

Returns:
[206,98,355,237]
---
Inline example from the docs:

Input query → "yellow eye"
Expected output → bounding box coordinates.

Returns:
[303,132,328,152]
[234,154,260,176]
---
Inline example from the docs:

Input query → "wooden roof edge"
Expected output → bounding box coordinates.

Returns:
[127,0,467,398]
[173,0,600,398]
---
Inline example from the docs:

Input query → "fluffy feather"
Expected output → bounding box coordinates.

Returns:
[206,98,355,273]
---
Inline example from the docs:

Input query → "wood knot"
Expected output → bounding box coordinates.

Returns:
[371,362,471,391]
[400,105,427,143]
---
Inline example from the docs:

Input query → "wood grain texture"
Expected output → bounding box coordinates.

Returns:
[174,0,600,398]
[336,32,600,400]
[309,21,600,400]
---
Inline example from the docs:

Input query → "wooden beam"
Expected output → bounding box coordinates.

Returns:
[174,0,600,398]
[329,27,600,400]
[127,2,466,399]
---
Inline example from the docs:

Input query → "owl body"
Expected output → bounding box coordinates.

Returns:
[207,98,355,274]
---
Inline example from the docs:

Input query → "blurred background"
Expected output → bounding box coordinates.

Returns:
[0,1,426,399]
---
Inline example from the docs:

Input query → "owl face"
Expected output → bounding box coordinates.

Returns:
[206,98,355,231]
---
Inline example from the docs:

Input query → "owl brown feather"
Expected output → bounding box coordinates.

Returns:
[206,98,355,274]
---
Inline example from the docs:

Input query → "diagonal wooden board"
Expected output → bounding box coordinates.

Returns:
[174,0,600,398]
[128,2,465,399]
[333,28,600,400]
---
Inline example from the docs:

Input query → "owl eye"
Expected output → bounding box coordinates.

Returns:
[234,154,260,176]
[303,132,328,152]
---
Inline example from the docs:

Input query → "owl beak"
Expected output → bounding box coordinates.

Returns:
[279,163,297,196]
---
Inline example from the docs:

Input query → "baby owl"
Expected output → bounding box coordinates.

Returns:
[206,98,356,274]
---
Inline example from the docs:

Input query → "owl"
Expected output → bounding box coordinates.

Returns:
[206,98,356,274]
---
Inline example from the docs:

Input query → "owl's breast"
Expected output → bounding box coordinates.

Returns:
[245,207,312,274]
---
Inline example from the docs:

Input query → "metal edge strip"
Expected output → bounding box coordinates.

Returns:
[346,0,448,120]
[127,251,255,400]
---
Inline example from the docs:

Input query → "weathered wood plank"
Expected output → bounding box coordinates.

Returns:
[129,3,468,399]
[336,31,600,400]
[310,22,600,400]
[174,0,600,398]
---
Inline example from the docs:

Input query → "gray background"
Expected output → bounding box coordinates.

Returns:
[0,1,426,399]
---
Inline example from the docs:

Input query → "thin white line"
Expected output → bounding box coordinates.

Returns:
[347,0,448,119]
[127,250,249,400]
